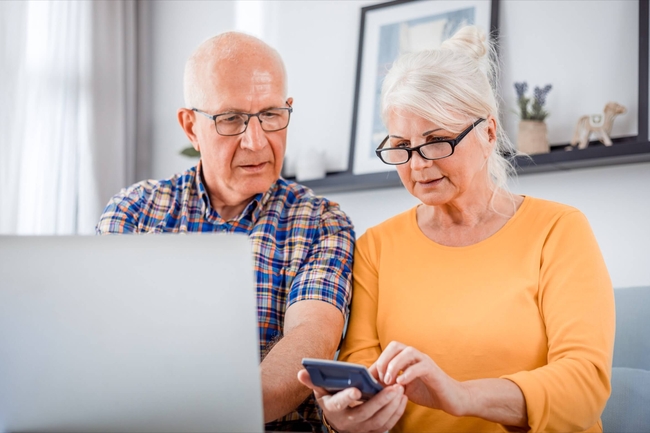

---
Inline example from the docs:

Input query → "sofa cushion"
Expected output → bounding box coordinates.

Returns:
[601,367,650,433]
[613,286,650,370]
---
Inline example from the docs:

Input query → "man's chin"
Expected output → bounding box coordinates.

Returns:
[238,178,275,197]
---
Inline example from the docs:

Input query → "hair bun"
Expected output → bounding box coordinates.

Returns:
[440,25,494,84]
[440,25,488,61]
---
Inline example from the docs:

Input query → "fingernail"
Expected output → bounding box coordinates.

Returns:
[385,373,391,384]
[378,371,383,382]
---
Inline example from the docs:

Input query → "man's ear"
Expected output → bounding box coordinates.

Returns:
[178,108,200,152]
[286,97,293,107]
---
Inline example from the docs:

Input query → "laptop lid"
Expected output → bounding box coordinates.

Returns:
[0,234,263,433]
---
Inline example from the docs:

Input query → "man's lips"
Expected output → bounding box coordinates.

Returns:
[239,162,268,172]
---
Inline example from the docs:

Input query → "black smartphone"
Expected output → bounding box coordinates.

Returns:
[302,358,384,400]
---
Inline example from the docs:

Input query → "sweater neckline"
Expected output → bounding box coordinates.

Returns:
[408,195,532,251]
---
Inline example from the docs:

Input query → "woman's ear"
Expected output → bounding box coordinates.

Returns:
[178,108,200,152]
[483,116,498,157]
[487,116,497,143]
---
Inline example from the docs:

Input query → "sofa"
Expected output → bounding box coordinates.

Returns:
[601,286,650,432]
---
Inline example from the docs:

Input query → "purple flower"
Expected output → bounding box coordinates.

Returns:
[534,84,552,107]
[514,82,528,99]
[515,81,552,120]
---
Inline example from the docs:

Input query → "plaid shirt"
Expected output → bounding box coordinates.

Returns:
[96,163,354,431]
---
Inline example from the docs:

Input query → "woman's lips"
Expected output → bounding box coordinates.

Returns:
[417,177,444,186]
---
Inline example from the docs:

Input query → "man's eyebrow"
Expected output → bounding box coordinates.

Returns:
[216,105,284,114]
[211,107,240,114]
[261,105,285,111]
[422,128,444,136]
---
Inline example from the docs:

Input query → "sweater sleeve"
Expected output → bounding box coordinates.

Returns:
[501,210,615,432]
[338,230,382,367]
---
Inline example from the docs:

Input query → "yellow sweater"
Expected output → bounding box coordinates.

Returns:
[339,196,615,432]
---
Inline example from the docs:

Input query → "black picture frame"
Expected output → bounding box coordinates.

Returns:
[300,0,649,194]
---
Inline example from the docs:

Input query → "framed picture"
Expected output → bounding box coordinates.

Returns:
[348,0,499,177]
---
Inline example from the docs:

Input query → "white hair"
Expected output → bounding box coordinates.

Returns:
[380,26,515,192]
[183,32,288,109]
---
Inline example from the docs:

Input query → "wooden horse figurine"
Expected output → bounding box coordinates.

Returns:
[569,102,626,150]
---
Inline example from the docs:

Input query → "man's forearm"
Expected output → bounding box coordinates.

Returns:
[260,301,345,424]
[260,323,338,423]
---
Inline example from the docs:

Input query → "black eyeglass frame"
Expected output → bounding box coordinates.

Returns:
[375,118,486,165]
[192,102,293,136]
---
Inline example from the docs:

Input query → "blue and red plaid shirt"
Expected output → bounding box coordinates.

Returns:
[96,163,354,431]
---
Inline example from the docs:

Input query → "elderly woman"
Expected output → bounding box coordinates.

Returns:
[298,26,614,432]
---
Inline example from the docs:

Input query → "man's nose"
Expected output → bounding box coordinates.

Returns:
[240,116,268,151]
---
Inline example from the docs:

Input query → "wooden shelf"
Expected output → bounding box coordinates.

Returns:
[298,170,401,194]
[515,138,650,173]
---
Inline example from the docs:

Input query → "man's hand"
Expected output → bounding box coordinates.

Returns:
[297,368,407,433]
[261,300,344,423]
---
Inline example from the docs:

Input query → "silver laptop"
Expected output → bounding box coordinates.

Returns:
[0,234,263,433]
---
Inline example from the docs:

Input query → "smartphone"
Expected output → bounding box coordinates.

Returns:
[302,358,384,400]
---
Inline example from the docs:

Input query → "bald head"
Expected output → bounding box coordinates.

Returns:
[183,32,288,109]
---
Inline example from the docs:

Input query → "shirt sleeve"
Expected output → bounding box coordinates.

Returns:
[337,230,382,367]
[501,210,615,432]
[287,203,355,317]
[95,186,143,234]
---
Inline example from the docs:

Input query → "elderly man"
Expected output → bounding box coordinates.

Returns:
[96,32,354,431]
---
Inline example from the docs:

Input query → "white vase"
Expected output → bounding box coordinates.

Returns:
[517,120,549,155]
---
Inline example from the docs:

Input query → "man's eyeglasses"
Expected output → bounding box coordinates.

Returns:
[192,102,293,136]
[375,118,485,165]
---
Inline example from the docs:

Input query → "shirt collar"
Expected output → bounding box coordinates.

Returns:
[195,161,212,214]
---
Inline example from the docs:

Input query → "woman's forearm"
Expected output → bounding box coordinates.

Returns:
[461,378,528,429]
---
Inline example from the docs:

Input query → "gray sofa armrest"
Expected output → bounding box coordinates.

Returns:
[612,287,650,370]
[602,367,650,433]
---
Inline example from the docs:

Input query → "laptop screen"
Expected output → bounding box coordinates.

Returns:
[0,234,263,433]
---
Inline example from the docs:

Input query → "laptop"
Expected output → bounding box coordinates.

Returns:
[0,234,263,433]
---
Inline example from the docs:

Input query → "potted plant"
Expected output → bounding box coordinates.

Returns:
[180,145,200,158]
[514,82,552,155]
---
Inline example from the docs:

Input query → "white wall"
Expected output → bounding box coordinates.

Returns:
[264,0,376,175]
[150,1,236,179]
[147,1,650,288]
[500,0,638,145]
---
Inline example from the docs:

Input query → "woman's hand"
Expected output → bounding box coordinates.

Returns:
[374,342,528,428]
[372,341,470,417]
[297,368,408,433]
